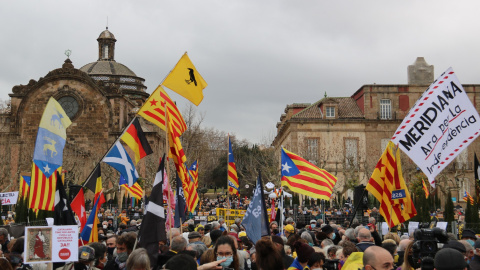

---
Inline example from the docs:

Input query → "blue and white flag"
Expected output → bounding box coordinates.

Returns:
[241,172,270,244]
[33,97,72,177]
[103,141,139,186]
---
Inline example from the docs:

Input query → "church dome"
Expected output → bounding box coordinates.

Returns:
[79,28,147,93]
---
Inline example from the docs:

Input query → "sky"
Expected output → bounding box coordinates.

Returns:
[2,1,480,144]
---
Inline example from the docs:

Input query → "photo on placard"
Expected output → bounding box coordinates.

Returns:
[25,227,53,263]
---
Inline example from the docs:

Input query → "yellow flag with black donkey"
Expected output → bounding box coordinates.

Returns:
[162,53,207,106]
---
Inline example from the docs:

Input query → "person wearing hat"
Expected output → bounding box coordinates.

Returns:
[461,229,477,247]
[434,248,468,270]
[321,224,340,245]
[288,241,314,270]
[308,220,317,231]
[189,231,207,248]
[57,245,100,270]
[285,224,295,238]
[469,239,480,269]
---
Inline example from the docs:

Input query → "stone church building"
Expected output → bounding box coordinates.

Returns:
[273,57,480,206]
[0,28,165,196]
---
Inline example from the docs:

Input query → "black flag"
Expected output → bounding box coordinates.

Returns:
[174,174,187,228]
[54,171,76,226]
[138,154,167,267]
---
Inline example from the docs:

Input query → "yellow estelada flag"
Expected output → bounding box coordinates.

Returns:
[162,53,207,106]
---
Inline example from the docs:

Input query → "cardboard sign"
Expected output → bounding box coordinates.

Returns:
[52,226,78,262]
[391,68,480,187]
[0,192,19,205]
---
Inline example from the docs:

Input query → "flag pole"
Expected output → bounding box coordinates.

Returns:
[81,116,138,189]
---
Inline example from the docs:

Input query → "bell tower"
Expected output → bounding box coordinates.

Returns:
[97,27,116,61]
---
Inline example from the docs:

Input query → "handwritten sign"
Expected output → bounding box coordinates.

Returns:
[391,68,480,187]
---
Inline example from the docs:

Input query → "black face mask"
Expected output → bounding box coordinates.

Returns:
[107,247,115,255]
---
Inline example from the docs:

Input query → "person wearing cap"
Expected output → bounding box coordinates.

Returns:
[271,235,294,269]
[469,239,480,269]
[288,241,314,270]
[285,224,295,238]
[57,245,100,270]
[189,231,206,248]
[308,220,317,231]
[461,229,477,247]
[434,248,468,270]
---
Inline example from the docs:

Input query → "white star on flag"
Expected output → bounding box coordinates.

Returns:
[44,164,51,173]
[282,162,291,173]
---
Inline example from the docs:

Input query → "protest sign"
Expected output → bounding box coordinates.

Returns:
[0,192,18,205]
[24,226,78,264]
[391,68,480,186]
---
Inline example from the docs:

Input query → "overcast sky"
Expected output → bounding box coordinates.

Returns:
[2,1,480,144]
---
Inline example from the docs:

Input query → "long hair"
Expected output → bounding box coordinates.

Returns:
[401,241,415,270]
[213,236,240,270]
[255,237,283,270]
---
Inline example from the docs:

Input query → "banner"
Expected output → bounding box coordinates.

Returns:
[0,192,19,205]
[391,68,480,186]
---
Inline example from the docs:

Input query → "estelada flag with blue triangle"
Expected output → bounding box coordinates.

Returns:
[281,148,337,200]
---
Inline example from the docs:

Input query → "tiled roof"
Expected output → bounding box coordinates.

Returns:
[80,61,137,76]
[292,97,363,119]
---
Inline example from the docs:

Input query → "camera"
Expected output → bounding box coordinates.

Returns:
[410,228,448,270]
[323,259,339,270]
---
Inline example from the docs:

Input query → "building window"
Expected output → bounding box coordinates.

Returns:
[380,99,391,120]
[103,45,109,59]
[345,138,358,169]
[306,139,318,162]
[456,148,468,170]
[326,106,335,118]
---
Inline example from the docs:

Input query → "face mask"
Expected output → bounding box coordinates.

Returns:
[103,225,107,229]
[311,224,316,228]
[217,256,233,267]
[467,239,475,247]
[117,251,128,263]
[107,247,115,255]
[330,233,336,240]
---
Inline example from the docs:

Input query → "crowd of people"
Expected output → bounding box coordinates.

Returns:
[0,211,479,270]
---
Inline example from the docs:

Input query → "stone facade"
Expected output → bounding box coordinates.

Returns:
[0,29,165,197]
[273,58,479,205]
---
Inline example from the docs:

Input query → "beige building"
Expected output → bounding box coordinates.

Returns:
[272,57,478,205]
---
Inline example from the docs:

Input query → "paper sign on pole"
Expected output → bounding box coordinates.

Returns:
[0,192,19,205]
[391,68,480,187]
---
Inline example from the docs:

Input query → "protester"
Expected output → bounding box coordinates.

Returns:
[289,241,314,270]
[89,242,108,269]
[104,232,136,270]
[255,237,283,270]
[157,235,187,269]
[434,248,468,270]
[362,246,394,270]
[213,236,239,270]
[125,248,150,270]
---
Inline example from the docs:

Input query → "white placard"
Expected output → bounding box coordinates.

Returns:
[436,222,448,231]
[381,222,389,235]
[408,221,419,236]
[52,226,78,263]
[391,68,480,187]
[24,226,78,264]
[0,192,19,205]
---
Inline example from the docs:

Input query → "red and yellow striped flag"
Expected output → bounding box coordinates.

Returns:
[422,179,429,199]
[19,174,31,199]
[123,182,143,200]
[137,85,187,136]
[29,164,61,211]
[227,136,239,196]
[468,192,474,205]
[366,141,416,228]
[280,148,337,200]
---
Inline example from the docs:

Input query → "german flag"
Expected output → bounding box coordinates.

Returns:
[422,179,429,199]
[84,165,106,207]
[281,148,337,200]
[366,142,416,228]
[121,118,153,164]
[29,164,61,211]
[137,85,187,136]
